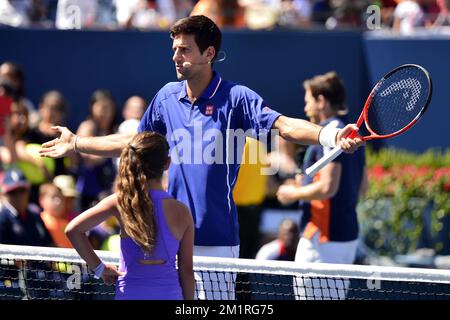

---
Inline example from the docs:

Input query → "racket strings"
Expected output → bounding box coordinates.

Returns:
[367,68,430,136]
[380,78,422,112]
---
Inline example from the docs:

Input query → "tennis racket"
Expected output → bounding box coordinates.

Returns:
[305,64,432,178]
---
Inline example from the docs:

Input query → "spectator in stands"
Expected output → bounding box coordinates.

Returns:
[8,100,53,204]
[115,96,147,169]
[0,0,55,28]
[55,0,98,29]
[114,0,178,30]
[392,0,425,34]
[277,0,313,27]
[376,0,398,28]
[75,89,118,211]
[256,218,299,261]
[53,174,79,221]
[173,0,196,20]
[327,0,371,29]
[28,0,53,28]
[191,0,246,28]
[0,168,53,246]
[95,0,118,29]
[0,61,39,127]
[117,95,147,136]
[0,0,30,27]
[39,183,72,248]
[8,99,30,145]
[25,91,75,177]
[310,0,333,25]
[420,0,440,26]
[0,75,17,101]
[431,0,450,27]
[0,76,18,169]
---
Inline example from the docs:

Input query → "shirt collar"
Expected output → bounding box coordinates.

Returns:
[178,71,222,101]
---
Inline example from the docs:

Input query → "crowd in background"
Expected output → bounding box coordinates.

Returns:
[0,60,149,252]
[0,0,449,34]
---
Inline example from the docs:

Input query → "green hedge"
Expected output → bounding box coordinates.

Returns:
[358,148,450,256]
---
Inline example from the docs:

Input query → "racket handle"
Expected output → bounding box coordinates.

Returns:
[304,146,343,178]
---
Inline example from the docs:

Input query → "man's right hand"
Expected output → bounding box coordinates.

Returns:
[39,126,77,159]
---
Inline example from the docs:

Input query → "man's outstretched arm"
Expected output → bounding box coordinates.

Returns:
[39,126,135,158]
[273,116,363,152]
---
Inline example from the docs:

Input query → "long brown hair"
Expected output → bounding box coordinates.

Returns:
[115,132,169,253]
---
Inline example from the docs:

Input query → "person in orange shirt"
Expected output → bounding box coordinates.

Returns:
[53,175,80,221]
[39,183,72,248]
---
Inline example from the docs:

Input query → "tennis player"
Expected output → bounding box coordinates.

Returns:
[42,15,363,299]
[276,72,367,299]
[65,132,195,300]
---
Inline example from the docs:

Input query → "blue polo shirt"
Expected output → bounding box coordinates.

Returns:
[138,71,281,246]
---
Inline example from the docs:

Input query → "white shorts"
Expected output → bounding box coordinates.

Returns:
[194,245,240,300]
[294,233,359,300]
[295,233,359,264]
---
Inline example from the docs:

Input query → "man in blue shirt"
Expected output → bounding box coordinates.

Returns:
[0,168,53,247]
[40,15,363,299]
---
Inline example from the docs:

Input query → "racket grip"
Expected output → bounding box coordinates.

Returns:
[304,146,343,178]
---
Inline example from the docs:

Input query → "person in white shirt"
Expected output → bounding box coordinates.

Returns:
[392,0,425,35]
[114,0,177,29]
[256,219,299,261]
[55,0,98,29]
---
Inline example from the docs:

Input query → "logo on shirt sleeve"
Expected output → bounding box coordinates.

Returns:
[263,106,272,113]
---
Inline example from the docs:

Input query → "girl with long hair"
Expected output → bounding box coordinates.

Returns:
[65,132,195,299]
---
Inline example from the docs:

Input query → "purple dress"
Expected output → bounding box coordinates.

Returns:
[115,190,183,300]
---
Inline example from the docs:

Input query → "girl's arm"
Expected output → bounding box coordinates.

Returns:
[65,193,123,284]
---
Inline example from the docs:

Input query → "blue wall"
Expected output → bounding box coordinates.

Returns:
[1,28,448,152]
[0,29,174,130]
[363,34,450,152]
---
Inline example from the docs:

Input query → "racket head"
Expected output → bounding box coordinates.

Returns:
[363,64,432,139]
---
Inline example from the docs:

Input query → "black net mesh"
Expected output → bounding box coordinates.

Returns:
[1,251,450,300]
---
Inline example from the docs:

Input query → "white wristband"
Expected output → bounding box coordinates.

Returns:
[73,135,80,154]
[318,125,340,148]
[93,262,105,279]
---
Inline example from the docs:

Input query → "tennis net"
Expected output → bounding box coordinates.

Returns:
[1,244,450,300]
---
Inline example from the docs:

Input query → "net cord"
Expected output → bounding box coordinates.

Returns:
[2,244,450,284]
